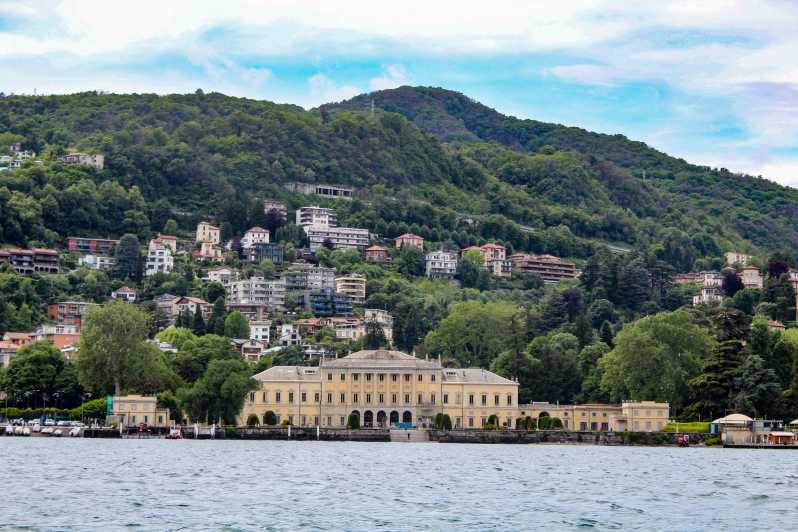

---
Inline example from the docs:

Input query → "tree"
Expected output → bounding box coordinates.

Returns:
[179,358,256,425]
[171,334,238,383]
[114,234,141,281]
[599,321,614,348]
[762,274,796,322]
[395,245,424,277]
[191,305,206,336]
[0,341,82,408]
[617,257,650,310]
[589,299,617,328]
[155,326,197,350]
[203,282,226,305]
[363,319,388,349]
[163,219,179,235]
[263,410,277,425]
[458,250,491,290]
[246,413,260,426]
[599,310,715,412]
[732,355,782,417]
[77,300,150,395]
[441,414,452,430]
[526,332,581,404]
[157,390,182,422]
[205,297,227,336]
[722,269,744,298]
[425,300,520,367]
[223,311,250,339]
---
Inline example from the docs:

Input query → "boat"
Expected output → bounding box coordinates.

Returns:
[4,425,12,435]
[53,429,63,437]
[165,427,183,440]
[69,428,81,437]
[21,427,31,436]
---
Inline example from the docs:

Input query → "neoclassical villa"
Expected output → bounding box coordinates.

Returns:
[239,349,520,429]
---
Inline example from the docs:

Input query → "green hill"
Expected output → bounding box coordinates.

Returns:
[1,86,797,265]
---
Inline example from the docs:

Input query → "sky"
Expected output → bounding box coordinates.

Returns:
[2,1,798,185]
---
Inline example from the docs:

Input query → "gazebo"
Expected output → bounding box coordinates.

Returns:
[711,414,754,445]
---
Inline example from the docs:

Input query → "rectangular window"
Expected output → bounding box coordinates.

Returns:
[301,415,306,426]
[366,393,372,404]
[353,373,359,382]
[418,374,423,382]
[289,392,295,404]
[481,395,487,406]
[275,414,281,424]
[353,393,359,404]
[379,393,384,404]
[327,393,333,404]
[340,393,346,403]
[326,416,332,426]
[379,374,385,382]
[455,417,461,428]
[468,417,474,428]
[391,393,397,404]
[314,392,320,403]
[591,422,598,431]
[249,392,255,402]
[339,416,345,427]
[469,394,474,406]
[301,392,307,403]
[580,422,588,431]
[404,394,410,404]
[327,372,333,381]
[262,392,267,403]
[431,374,436,382]
[276,391,281,403]
[417,393,423,404]
[601,422,609,431]
[366,373,372,382]
[443,394,449,405]
[340,373,346,381]
[480,417,487,427]
[507,395,512,406]
[288,415,294,425]
[430,393,436,405]
[314,416,319,426]
[392,374,398,382]
[494,395,499,406]
[404,374,410,382]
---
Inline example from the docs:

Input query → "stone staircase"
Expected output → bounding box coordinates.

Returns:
[390,428,429,442]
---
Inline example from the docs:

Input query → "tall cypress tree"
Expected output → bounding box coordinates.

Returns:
[191,306,206,336]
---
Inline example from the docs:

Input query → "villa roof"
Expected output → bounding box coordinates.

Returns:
[254,365,322,382]
[441,368,517,385]
[246,226,268,233]
[366,244,388,251]
[323,349,440,369]
[712,413,753,424]
[396,233,423,240]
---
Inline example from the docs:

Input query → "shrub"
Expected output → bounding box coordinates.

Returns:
[549,417,563,429]
[246,413,259,427]
[224,427,238,438]
[263,410,277,426]
[68,398,107,421]
[483,424,496,430]
[487,414,499,428]
[515,417,526,430]
[526,416,537,431]
[704,436,721,446]
[280,419,293,427]
[434,412,444,429]
[538,416,551,430]
[441,414,452,430]
[346,413,360,429]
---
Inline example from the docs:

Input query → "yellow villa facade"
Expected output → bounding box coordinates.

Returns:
[518,401,669,432]
[239,349,519,429]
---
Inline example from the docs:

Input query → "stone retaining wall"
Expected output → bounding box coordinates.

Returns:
[232,427,391,442]
[428,429,715,445]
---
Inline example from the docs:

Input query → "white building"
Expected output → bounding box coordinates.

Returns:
[425,250,458,279]
[250,320,272,343]
[228,277,285,309]
[725,252,752,266]
[284,263,336,292]
[61,153,104,169]
[78,254,116,270]
[204,267,239,288]
[111,286,137,303]
[692,271,724,306]
[304,225,369,251]
[296,206,337,227]
[364,308,394,344]
[279,324,302,346]
[740,266,763,289]
[241,226,270,248]
[145,239,174,276]
[263,200,288,219]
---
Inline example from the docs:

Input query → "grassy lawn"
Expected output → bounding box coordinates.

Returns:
[661,422,710,433]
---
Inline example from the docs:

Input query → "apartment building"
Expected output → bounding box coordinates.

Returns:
[241,226,270,248]
[395,233,424,250]
[740,266,763,289]
[425,251,458,280]
[365,245,391,263]
[303,288,354,317]
[61,152,104,169]
[67,236,118,255]
[0,247,60,275]
[304,225,370,251]
[296,206,337,227]
[284,263,336,292]
[78,254,116,270]
[145,239,174,276]
[364,308,394,345]
[196,221,221,245]
[203,267,240,288]
[725,252,752,266]
[509,253,579,283]
[285,182,354,200]
[228,277,286,309]
[250,320,272,343]
[335,275,367,306]
[47,301,91,328]
[246,242,284,266]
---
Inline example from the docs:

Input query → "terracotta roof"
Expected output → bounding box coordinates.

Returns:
[366,245,388,251]
[3,332,35,340]
[480,243,505,249]
[178,296,209,305]
[246,226,268,233]
[115,286,136,293]
[396,233,423,240]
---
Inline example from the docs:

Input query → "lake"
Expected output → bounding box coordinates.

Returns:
[1,439,795,530]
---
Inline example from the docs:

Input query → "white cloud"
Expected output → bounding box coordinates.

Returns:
[307,73,360,104]
[369,64,410,91]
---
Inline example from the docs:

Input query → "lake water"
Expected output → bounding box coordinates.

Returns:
[1,439,796,531]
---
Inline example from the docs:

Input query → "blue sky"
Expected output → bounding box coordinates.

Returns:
[2,1,798,185]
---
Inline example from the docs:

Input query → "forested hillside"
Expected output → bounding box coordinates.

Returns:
[3,87,798,423]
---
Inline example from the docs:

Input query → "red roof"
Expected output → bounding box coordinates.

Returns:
[481,243,505,249]
[366,245,389,251]
[396,233,423,240]
[246,226,268,233]
[198,221,220,230]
